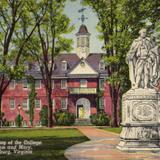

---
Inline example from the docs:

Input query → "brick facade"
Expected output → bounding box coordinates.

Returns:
[2,78,112,127]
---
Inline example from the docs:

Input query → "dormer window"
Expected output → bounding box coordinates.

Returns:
[61,61,67,71]
[99,60,105,70]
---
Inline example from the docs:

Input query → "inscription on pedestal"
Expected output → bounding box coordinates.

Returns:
[132,102,156,121]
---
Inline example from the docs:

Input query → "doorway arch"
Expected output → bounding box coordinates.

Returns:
[76,98,91,119]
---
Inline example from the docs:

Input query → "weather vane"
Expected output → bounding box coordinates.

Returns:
[78,7,88,24]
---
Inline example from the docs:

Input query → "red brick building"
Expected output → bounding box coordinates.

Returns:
[2,25,112,127]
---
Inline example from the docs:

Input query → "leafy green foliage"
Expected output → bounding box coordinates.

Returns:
[83,0,160,126]
[15,114,23,127]
[97,89,104,97]
[40,105,48,126]
[90,112,110,126]
[54,110,76,126]
[0,0,48,122]
[27,0,74,127]
[28,76,37,126]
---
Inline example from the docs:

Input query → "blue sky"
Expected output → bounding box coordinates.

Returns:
[64,0,103,53]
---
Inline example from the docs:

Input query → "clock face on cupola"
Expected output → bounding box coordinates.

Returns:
[76,7,90,59]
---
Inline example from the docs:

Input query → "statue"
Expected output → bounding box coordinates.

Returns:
[117,28,160,151]
[126,28,160,89]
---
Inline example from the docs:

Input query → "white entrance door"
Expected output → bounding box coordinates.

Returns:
[76,98,91,119]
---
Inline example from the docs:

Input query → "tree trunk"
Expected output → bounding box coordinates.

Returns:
[113,88,119,127]
[47,90,53,127]
[116,92,121,126]
[110,86,119,127]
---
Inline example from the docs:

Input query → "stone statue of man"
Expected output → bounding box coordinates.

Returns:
[126,28,159,89]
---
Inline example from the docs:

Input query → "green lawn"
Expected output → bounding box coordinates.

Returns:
[101,127,122,134]
[0,128,88,160]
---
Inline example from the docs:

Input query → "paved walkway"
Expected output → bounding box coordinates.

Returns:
[64,126,160,160]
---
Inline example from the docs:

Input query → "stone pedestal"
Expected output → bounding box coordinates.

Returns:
[117,89,160,151]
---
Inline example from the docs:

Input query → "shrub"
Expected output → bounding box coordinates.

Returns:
[15,114,23,127]
[54,110,75,126]
[0,112,9,127]
[40,105,48,126]
[90,111,110,126]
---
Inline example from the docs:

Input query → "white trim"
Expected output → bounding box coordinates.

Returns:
[61,79,67,89]
[80,79,87,88]
[99,79,105,90]
[35,99,41,110]
[61,61,67,71]
[22,99,29,110]
[9,98,15,110]
[61,98,68,109]
[76,98,91,119]
[68,59,98,75]
[99,97,104,109]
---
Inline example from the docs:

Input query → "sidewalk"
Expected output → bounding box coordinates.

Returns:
[65,126,160,160]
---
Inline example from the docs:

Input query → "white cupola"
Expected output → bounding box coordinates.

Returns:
[76,24,90,59]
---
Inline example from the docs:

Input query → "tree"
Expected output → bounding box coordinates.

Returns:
[40,105,48,127]
[83,0,160,126]
[28,76,37,127]
[0,0,48,127]
[15,114,23,127]
[28,0,74,127]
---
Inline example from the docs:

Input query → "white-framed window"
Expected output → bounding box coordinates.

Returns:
[99,98,104,109]
[61,61,67,71]
[61,79,67,89]
[35,99,41,109]
[52,80,54,89]
[9,80,15,89]
[22,99,29,110]
[61,98,68,109]
[99,60,105,70]
[35,80,41,89]
[80,79,87,88]
[9,98,15,109]
[22,79,28,89]
[99,79,105,89]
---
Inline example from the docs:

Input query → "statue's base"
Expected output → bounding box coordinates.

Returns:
[117,142,160,152]
[117,89,160,152]
[117,126,160,151]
